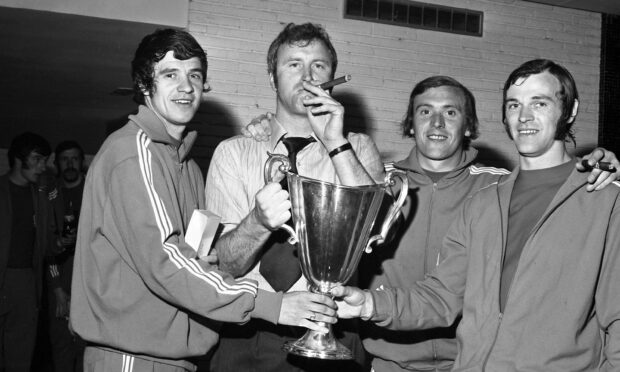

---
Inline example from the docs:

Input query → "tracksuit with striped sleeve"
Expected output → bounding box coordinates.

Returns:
[71,106,282,371]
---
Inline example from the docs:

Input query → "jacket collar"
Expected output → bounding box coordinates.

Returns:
[498,158,586,189]
[394,145,479,180]
[128,105,197,162]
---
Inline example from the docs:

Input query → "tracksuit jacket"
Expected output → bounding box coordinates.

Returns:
[363,146,508,372]
[369,166,620,371]
[70,106,281,370]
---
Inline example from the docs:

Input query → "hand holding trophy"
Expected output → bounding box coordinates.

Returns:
[264,153,408,359]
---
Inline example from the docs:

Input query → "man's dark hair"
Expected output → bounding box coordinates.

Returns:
[131,28,207,104]
[8,132,51,169]
[267,23,337,87]
[401,75,480,147]
[54,140,84,166]
[502,59,579,144]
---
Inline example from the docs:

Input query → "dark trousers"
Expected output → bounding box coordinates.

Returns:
[47,289,85,372]
[0,269,38,372]
[210,319,368,372]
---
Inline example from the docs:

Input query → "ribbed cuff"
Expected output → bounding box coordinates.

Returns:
[250,289,283,325]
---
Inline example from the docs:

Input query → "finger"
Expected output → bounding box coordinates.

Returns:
[308,105,344,118]
[269,170,286,184]
[314,304,337,317]
[262,182,284,194]
[330,286,348,297]
[302,94,339,107]
[302,81,329,96]
[312,312,337,324]
[259,118,271,133]
[204,254,218,264]
[591,174,614,192]
[305,299,337,315]
[300,319,330,333]
[274,188,290,201]
[586,168,602,184]
[575,158,587,171]
[590,147,606,162]
[248,124,260,138]
[278,211,292,226]
[330,286,343,297]
[313,294,337,309]
[265,112,274,133]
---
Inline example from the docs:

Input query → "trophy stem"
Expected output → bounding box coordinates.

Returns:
[282,321,353,360]
[282,286,353,360]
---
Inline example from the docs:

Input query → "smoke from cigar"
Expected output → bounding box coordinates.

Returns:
[319,75,352,90]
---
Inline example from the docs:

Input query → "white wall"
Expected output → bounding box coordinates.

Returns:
[0,0,188,26]
[188,0,601,168]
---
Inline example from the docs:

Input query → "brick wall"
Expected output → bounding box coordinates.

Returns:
[187,0,601,171]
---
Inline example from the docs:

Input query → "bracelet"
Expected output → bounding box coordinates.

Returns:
[328,142,353,158]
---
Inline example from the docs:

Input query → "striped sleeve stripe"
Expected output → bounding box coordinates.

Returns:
[135,130,257,296]
[383,161,396,173]
[613,181,620,188]
[122,354,134,372]
[49,264,59,278]
[469,165,510,175]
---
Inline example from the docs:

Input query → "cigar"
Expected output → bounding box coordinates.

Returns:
[319,75,352,90]
[581,159,617,172]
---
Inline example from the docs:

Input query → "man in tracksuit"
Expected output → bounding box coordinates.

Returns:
[334,59,620,370]
[71,28,337,372]
[358,76,509,372]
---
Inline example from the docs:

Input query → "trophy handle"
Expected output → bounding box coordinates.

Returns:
[264,152,290,184]
[365,168,409,253]
[263,152,299,245]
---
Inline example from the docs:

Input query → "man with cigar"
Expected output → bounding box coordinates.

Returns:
[334,59,620,370]
[205,22,384,371]
[70,28,337,372]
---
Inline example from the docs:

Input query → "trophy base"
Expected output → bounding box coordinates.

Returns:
[282,328,353,360]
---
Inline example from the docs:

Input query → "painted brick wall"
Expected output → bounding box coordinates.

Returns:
[187,0,601,171]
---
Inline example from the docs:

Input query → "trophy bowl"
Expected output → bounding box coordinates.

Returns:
[264,154,408,359]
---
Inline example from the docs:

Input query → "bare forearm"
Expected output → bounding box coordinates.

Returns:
[331,149,375,186]
[215,209,271,277]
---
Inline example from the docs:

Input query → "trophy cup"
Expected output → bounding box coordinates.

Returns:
[264,154,408,360]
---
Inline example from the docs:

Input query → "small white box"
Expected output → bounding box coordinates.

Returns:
[185,209,221,258]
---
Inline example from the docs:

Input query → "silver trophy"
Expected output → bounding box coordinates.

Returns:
[264,154,408,360]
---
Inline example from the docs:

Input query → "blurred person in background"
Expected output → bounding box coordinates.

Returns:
[0,132,56,372]
[47,140,86,372]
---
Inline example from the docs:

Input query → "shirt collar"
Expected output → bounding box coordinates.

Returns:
[268,117,319,151]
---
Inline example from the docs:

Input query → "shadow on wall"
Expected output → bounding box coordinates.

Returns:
[474,144,514,170]
[188,100,239,175]
[336,91,374,137]
[106,110,139,136]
